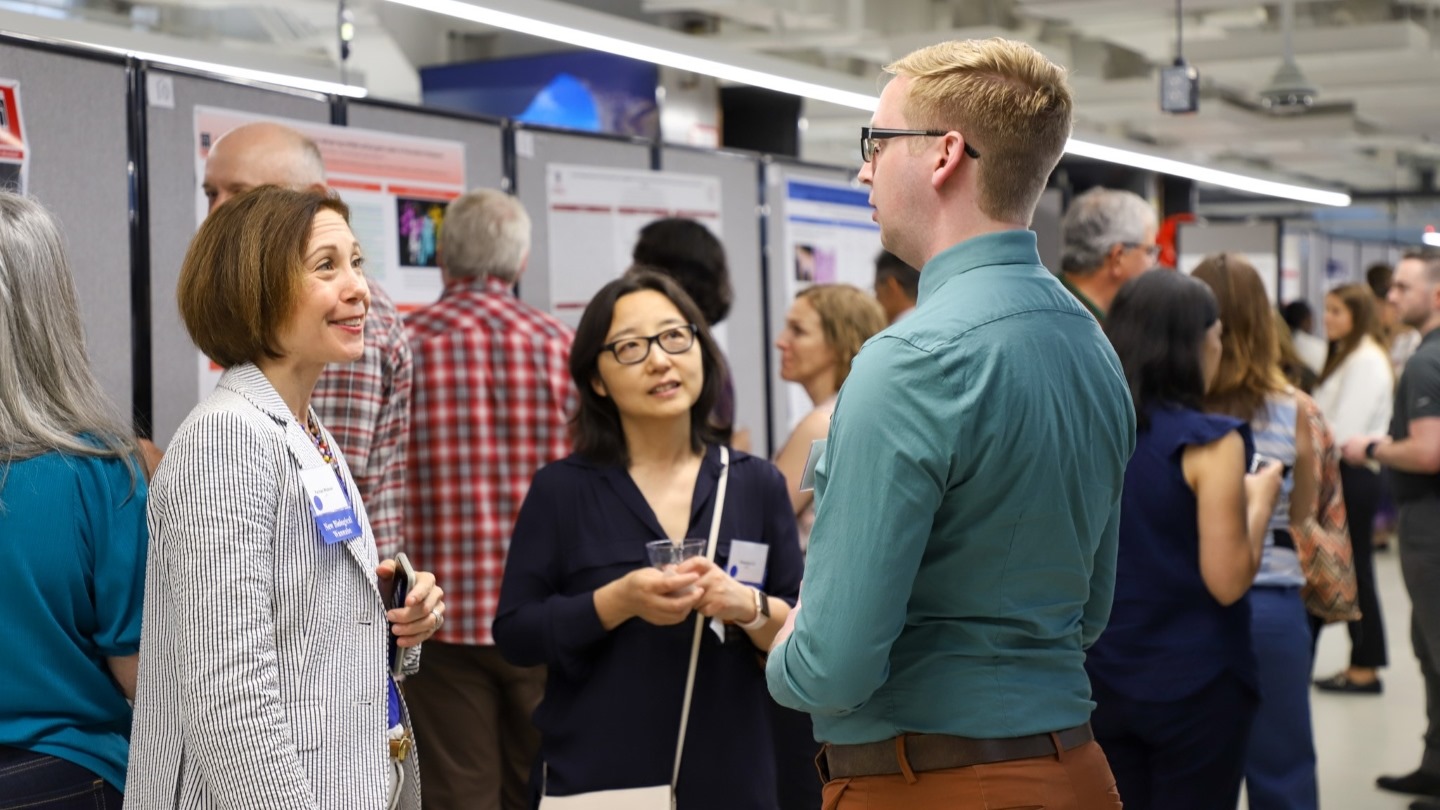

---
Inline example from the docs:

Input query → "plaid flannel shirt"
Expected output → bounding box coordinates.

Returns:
[311,281,412,561]
[404,277,577,645]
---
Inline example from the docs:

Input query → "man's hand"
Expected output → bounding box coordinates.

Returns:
[1342,435,1387,466]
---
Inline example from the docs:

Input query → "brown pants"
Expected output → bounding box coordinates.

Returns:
[820,739,1122,810]
[404,642,545,810]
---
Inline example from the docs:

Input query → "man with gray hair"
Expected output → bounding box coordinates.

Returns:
[402,188,576,810]
[201,121,412,560]
[1059,187,1160,321]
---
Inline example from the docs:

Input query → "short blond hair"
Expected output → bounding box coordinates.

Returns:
[886,38,1072,224]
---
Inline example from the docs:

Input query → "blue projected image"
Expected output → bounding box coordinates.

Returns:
[519,74,601,132]
[421,51,658,138]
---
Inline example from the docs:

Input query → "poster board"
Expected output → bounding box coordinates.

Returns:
[511,127,653,315]
[0,43,132,421]
[145,71,331,445]
[661,146,767,455]
[764,161,879,449]
[1177,220,1281,303]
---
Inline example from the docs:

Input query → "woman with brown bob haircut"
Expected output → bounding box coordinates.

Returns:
[1193,253,1324,810]
[494,269,803,808]
[127,186,444,810]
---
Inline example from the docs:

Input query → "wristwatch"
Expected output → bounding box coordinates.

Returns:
[737,588,770,631]
[1365,440,1380,460]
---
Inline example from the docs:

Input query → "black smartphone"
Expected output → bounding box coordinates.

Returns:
[388,553,418,677]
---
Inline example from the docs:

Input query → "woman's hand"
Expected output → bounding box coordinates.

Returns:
[677,556,756,624]
[378,559,445,648]
[595,567,705,630]
[1244,459,1285,515]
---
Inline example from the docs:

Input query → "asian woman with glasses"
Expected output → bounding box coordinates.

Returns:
[493,269,803,809]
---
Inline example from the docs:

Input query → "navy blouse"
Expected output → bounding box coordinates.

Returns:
[493,445,802,810]
[1085,404,1259,703]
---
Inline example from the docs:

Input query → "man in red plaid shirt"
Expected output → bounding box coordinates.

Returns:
[402,188,576,810]
[202,122,413,560]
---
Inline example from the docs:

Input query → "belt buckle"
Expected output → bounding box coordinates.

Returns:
[389,733,413,762]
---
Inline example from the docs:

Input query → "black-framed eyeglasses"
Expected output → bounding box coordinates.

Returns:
[860,126,981,163]
[601,324,698,365]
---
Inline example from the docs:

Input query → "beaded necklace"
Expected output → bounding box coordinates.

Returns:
[305,415,338,467]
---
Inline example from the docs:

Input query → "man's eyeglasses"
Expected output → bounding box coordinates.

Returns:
[861,127,981,163]
[602,324,698,365]
[1124,242,1162,261]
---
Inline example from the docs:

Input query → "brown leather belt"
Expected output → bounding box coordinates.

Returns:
[821,723,1094,780]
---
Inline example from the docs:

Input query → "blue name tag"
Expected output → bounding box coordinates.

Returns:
[299,466,361,545]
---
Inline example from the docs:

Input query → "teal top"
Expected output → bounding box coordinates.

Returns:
[766,230,1136,743]
[0,450,148,790]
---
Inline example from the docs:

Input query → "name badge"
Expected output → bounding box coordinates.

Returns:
[299,466,361,545]
[726,540,770,588]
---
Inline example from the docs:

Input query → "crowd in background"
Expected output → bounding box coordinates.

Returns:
[7,35,1440,810]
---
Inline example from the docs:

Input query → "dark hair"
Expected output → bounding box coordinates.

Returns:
[179,185,350,368]
[1281,300,1312,332]
[632,218,732,325]
[874,250,919,299]
[1105,271,1219,430]
[569,268,727,465]
[1366,262,1394,298]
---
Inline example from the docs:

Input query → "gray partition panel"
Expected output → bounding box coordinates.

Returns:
[512,129,652,313]
[146,71,330,444]
[662,147,767,456]
[346,103,504,196]
[763,161,862,453]
[0,46,132,419]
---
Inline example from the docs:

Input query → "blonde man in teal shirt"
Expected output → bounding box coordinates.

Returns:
[766,39,1136,809]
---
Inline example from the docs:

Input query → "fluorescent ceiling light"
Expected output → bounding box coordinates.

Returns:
[94,44,368,99]
[1065,139,1350,207]
[386,0,1349,207]
[381,0,876,110]
[1424,232,1440,247]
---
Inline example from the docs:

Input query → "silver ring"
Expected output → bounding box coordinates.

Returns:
[431,609,443,630]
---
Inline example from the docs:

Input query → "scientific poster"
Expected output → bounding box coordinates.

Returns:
[780,178,883,426]
[193,107,467,399]
[0,81,27,194]
[545,164,722,327]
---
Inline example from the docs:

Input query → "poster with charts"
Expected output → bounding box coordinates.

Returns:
[192,107,467,400]
[780,178,883,428]
[544,164,723,330]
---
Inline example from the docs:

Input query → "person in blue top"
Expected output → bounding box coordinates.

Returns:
[0,192,148,808]
[1088,270,1283,810]
[765,38,1136,810]
[494,270,802,809]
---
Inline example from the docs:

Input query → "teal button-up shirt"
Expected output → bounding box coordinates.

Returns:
[766,229,1136,743]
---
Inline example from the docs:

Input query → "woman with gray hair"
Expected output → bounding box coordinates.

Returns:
[0,192,148,807]
[1058,187,1159,320]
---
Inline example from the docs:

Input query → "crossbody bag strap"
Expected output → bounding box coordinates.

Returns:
[671,445,730,798]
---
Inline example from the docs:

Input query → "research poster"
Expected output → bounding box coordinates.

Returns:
[0,80,27,194]
[780,178,883,427]
[193,107,467,399]
[544,164,723,328]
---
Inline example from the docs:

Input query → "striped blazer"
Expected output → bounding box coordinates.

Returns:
[126,364,422,809]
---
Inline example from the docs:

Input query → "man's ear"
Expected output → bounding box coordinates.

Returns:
[930,134,967,190]
[1106,244,1127,278]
